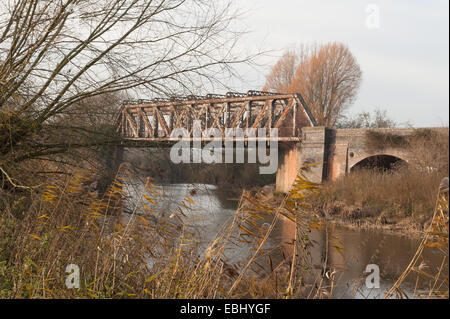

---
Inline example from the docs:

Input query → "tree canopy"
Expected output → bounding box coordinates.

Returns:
[264,43,362,127]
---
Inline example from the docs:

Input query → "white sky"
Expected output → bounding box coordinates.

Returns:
[230,0,449,127]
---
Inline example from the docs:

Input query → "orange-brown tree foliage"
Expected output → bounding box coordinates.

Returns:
[263,43,362,127]
[262,50,298,94]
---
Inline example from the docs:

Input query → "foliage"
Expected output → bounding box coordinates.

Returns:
[263,43,362,127]
[336,109,397,129]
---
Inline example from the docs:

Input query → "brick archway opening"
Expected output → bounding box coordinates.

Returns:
[351,155,406,172]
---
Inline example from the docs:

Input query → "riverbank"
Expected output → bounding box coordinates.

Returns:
[309,167,446,239]
[247,174,442,239]
[319,212,425,238]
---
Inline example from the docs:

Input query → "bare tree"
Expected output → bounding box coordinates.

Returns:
[336,109,397,129]
[0,0,253,185]
[262,50,297,93]
[263,43,362,127]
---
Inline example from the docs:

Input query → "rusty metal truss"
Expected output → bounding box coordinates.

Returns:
[116,91,317,142]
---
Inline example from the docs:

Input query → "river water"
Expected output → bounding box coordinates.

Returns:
[123,182,443,299]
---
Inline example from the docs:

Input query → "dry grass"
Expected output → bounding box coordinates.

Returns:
[1,161,446,299]
[313,127,449,233]
[0,164,329,299]
[365,130,409,151]
[385,178,448,299]
[312,167,444,230]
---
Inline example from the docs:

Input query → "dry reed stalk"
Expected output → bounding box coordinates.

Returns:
[385,177,449,299]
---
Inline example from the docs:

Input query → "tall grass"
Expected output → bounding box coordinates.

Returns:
[1,164,446,299]
[312,166,445,229]
[0,165,329,299]
[385,177,448,299]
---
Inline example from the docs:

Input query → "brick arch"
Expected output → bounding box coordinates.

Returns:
[348,151,409,171]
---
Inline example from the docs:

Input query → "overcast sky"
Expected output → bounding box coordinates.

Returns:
[231,0,449,127]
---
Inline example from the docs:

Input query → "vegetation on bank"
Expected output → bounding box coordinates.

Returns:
[0,165,332,299]
[386,181,448,299]
[306,127,449,235]
[310,167,445,234]
[0,156,448,298]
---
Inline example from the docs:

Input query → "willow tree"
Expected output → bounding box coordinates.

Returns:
[0,0,251,186]
[263,43,362,127]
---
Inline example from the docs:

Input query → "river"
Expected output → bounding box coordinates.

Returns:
[122,182,443,299]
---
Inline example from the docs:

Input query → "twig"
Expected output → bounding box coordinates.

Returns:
[0,165,41,190]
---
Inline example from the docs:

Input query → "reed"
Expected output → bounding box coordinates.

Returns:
[312,166,445,230]
[385,177,449,299]
[0,165,328,299]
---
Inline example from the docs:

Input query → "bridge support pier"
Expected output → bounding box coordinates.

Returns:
[98,145,124,195]
[275,127,330,193]
[275,143,301,193]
